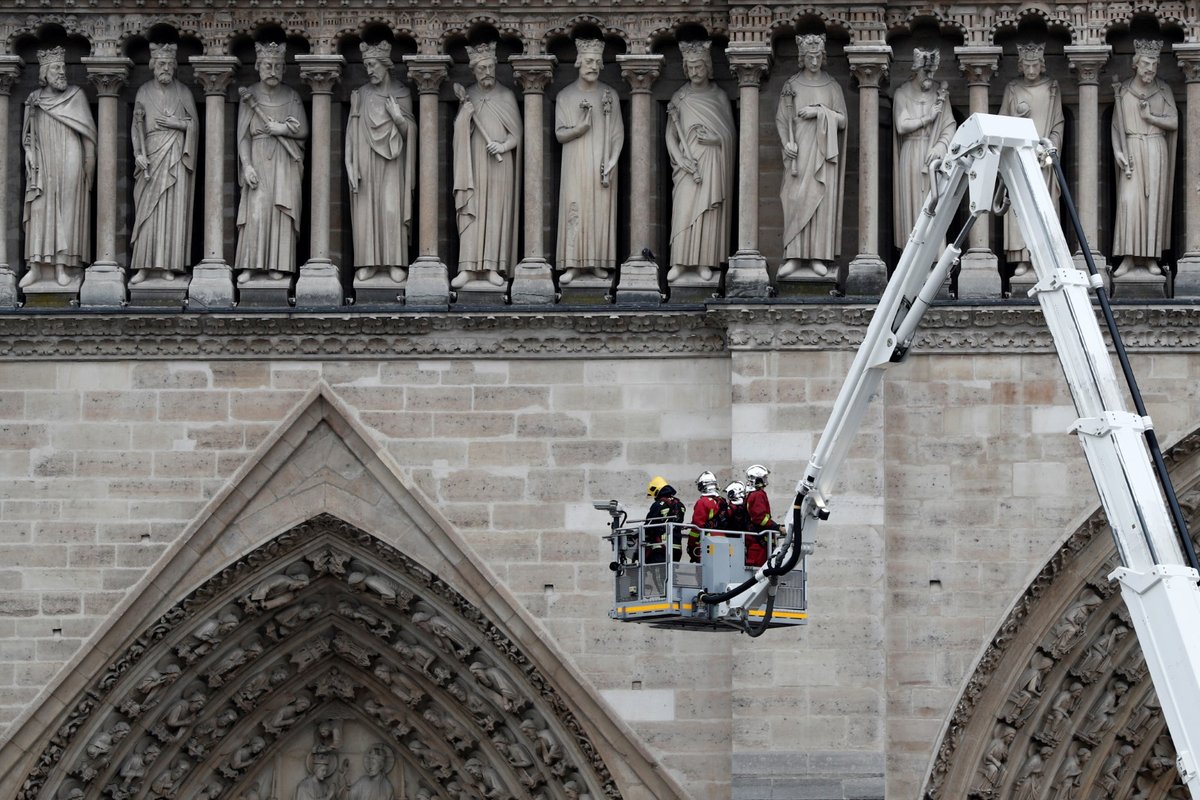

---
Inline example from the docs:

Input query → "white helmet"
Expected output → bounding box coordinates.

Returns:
[745,464,770,487]
[726,481,746,504]
[695,470,719,497]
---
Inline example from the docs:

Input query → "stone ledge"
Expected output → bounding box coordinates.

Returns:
[0,303,1196,359]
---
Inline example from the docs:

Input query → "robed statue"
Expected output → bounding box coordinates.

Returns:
[892,48,955,251]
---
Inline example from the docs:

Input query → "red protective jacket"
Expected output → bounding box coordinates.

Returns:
[744,488,777,567]
[688,495,724,563]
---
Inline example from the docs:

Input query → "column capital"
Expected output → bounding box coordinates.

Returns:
[617,54,663,94]
[845,45,891,89]
[82,56,132,97]
[1173,43,1200,83]
[510,54,557,95]
[296,54,345,94]
[403,54,452,94]
[726,46,772,88]
[189,55,240,96]
[0,55,20,96]
[954,46,1002,87]
[1064,44,1111,85]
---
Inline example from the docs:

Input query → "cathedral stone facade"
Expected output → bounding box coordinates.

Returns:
[0,3,1199,800]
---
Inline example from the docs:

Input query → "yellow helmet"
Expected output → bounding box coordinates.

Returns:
[646,476,668,498]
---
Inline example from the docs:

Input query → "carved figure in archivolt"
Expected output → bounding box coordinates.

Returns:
[555,38,624,285]
[893,48,954,251]
[1111,39,1178,278]
[347,742,398,800]
[129,43,197,284]
[776,34,846,280]
[973,722,1016,794]
[346,41,416,285]
[235,42,308,284]
[21,46,96,290]
[999,43,1064,277]
[665,40,734,284]
[1050,745,1091,800]
[295,749,342,800]
[452,42,522,290]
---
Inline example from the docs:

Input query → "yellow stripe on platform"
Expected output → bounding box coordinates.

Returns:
[618,602,696,615]
[748,609,808,619]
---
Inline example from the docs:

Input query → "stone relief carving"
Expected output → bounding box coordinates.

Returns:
[998,42,1064,278]
[21,46,96,291]
[235,42,309,285]
[346,41,416,288]
[555,38,623,286]
[776,34,846,280]
[129,42,197,285]
[21,515,620,800]
[451,41,522,290]
[665,39,734,284]
[1111,38,1178,279]
[892,48,954,252]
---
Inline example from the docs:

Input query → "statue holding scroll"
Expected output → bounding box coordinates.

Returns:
[776,34,847,279]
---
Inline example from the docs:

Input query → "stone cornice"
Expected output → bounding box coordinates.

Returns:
[0,304,1198,360]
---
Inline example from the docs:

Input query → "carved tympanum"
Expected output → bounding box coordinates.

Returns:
[20,514,617,800]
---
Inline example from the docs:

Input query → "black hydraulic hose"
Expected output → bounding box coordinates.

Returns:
[1050,150,1200,574]
[744,581,777,637]
[763,496,807,578]
[696,574,759,606]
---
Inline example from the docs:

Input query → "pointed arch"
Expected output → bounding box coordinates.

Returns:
[922,429,1200,798]
[0,387,685,800]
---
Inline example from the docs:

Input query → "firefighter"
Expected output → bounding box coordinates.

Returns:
[689,470,726,563]
[645,476,685,565]
[744,465,778,567]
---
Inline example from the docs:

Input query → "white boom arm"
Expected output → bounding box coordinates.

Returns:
[734,114,1200,793]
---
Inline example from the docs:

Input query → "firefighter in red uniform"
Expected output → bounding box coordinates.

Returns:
[689,471,726,563]
[743,465,777,567]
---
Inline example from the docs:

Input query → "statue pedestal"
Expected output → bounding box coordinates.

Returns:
[22,274,83,309]
[352,271,405,307]
[558,275,616,306]
[404,256,450,309]
[776,264,838,298]
[1110,269,1169,299]
[957,249,1001,300]
[128,274,188,309]
[79,261,127,309]
[725,251,770,299]
[237,273,294,309]
[665,275,720,303]
[1073,250,1107,275]
[1175,254,1200,298]
[295,259,344,309]
[510,258,557,305]
[188,259,235,310]
[845,253,888,297]
[453,281,507,306]
[616,255,664,306]
[0,265,17,309]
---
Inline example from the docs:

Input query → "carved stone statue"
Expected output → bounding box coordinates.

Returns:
[665,39,734,283]
[469,659,525,712]
[262,694,311,735]
[149,757,191,798]
[519,716,565,774]
[776,34,847,279]
[1038,680,1084,743]
[974,722,1016,792]
[1001,650,1054,726]
[1011,743,1051,800]
[451,42,521,289]
[1050,745,1091,800]
[892,48,954,251]
[347,742,397,800]
[555,38,623,285]
[295,750,341,800]
[129,43,197,285]
[1071,617,1130,683]
[999,42,1064,277]
[235,42,308,284]
[1082,677,1130,742]
[411,604,474,660]
[1097,743,1135,796]
[21,46,96,290]
[464,754,505,798]
[1047,588,1100,658]
[1111,39,1178,278]
[246,565,311,611]
[346,41,416,285]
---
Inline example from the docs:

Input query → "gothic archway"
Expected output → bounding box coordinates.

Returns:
[923,431,1200,799]
[20,515,619,800]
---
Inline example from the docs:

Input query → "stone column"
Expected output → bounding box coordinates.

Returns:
[296,55,345,307]
[402,55,452,307]
[954,46,1002,298]
[616,53,665,303]
[724,47,772,298]
[188,55,239,310]
[0,57,20,307]
[80,57,132,308]
[1171,44,1200,296]
[1065,45,1110,276]
[844,45,891,296]
[509,54,558,304]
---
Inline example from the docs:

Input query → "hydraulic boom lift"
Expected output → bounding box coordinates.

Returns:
[604,114,1200,795]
